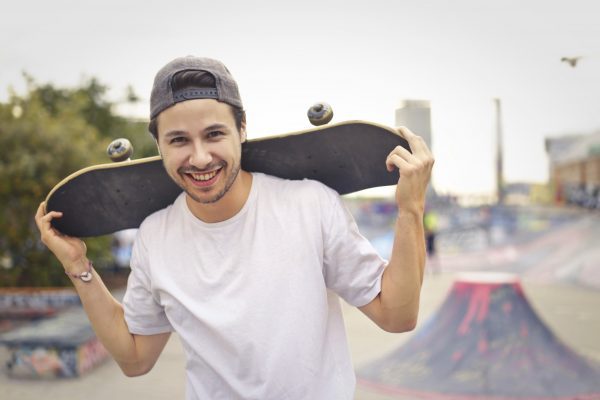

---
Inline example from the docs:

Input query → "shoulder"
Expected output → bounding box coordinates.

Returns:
[253,173,340,205]
[252,173,346,228]
[137,192,185,236]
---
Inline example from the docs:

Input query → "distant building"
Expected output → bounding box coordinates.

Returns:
[395,100,432,150]
[502,182,552,206]
[545,130,600,207]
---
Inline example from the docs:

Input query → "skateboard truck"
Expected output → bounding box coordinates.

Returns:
[106,138,133,162]
[307,102,333,126]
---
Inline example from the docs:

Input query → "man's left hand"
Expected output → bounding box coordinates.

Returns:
[385,127,435,213]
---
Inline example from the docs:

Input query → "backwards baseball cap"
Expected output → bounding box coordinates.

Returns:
[149,56,243,120]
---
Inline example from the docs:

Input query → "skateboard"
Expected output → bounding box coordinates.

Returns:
[45,121,410,237]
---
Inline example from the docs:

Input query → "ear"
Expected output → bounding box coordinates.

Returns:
[240,121,247,143]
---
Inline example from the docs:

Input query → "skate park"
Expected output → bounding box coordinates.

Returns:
[3,78,600,400]
[3,90,600,400]
[3,1,600,399]
[2,203,600,399]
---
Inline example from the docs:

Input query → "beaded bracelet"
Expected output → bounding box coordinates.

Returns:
[66,260,93,282]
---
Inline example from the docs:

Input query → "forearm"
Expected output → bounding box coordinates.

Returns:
[379,208,426,330]
[65,259,143,372]
[36,203,160,375]
[365,125,432,332]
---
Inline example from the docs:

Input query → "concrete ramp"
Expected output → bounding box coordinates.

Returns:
[357,273,600,399]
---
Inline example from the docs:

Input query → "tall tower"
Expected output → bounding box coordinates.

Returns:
[395,100,432,150]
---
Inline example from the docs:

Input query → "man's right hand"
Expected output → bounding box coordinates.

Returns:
[35,202,88,273]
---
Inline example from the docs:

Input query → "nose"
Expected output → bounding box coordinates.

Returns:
[189,141,213,169]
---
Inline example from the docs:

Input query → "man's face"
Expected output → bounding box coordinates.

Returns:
[156,99,246,205]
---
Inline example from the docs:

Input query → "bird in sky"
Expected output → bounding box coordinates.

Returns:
[560,56,582,67]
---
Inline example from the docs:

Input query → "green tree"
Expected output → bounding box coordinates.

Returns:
[0,76,156,287]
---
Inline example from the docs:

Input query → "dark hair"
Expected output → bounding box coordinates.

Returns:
[148,70,246,139]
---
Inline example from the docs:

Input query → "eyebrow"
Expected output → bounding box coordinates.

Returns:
[203,123,229,132]
[162,123,230,139]
[163,130,187,139]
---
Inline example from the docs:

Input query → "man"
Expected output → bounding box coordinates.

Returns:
[35,56,434,399]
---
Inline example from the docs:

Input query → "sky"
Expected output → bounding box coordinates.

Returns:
[2,0,600,197]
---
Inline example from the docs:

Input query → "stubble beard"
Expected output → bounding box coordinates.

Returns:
[181,161,242,205]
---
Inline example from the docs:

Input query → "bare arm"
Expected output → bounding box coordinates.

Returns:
[359,127,434,332]
[35,203,170,376]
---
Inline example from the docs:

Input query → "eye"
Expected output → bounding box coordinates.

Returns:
[207,130,224,139]
[169,136,187,145]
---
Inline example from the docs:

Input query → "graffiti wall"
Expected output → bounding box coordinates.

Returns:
[0,305,109,378]
[6,338,109,378]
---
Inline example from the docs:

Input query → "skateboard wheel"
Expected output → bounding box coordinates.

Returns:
[307,103,333,126]
[107,138,133,162]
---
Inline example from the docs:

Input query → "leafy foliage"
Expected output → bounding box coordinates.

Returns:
[0,75,156,287]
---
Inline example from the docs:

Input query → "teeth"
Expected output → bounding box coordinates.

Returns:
[190,170,218,181]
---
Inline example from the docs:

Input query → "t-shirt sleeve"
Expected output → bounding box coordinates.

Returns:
[122,230,173,335]
[322,190,387,307]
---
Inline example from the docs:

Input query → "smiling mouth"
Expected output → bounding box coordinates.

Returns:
[184,167,223,186]
[190,170,218,181]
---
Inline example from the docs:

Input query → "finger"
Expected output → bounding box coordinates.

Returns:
[35,202,45,223]
[397,126,431,157]
[396,126,418,142]
[43,212,64,229]
[386,144,421,171]
[38,210,64,233]
[386,153,413,172]
[387,151,434,178]
[35,202,52,231]
[397,126,426,153]
[388,145,415,160]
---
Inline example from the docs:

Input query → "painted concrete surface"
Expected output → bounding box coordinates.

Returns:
[355,276,600,399]
[353,275,600,399]
[0,306,110,378]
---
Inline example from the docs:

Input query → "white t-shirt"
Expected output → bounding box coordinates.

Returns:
[123,173,386,400]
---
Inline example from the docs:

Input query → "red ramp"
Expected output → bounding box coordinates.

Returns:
[357,273,600,399]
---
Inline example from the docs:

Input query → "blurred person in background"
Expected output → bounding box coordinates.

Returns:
[424,207,440,273]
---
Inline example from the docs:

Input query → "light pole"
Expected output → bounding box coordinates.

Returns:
[494,98,504,205]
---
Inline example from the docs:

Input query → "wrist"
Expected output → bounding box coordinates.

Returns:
[397,207,424,220]
[65,259,94,282]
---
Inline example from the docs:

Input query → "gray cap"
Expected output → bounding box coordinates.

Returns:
[149,56,243,119]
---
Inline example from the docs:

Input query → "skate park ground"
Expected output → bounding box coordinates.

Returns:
[2,274,599,400]
[1,206,600,399]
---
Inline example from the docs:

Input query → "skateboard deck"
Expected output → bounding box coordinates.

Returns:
[46,121,409,237]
